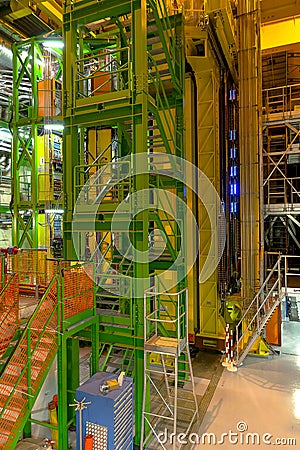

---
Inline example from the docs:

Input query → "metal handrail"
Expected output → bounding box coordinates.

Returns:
[75,46,130,98]
[0,273,19,330]
[265,176,300,204]
[74,160,131,206]
[144,287,188,349]
[148,52,177,150]
[263,83,300,115]
[235,257,282,364]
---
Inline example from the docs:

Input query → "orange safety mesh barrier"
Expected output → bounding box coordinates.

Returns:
[0,256,4,290]
[0,277,58,449]
[63,263,95,319]
[0,274,19,358]
[7,250,58,287]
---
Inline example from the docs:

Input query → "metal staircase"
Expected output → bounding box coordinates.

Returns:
[235,258,284,366]
[70,1,183,332]
[0,276,59,449]
[99,343,134,376]
[0,250,98,449]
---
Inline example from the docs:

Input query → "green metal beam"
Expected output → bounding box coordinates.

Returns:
[64,0,136,26]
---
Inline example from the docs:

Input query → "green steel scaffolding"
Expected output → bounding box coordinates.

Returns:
[63,0,184,444]
[11,36,63,249]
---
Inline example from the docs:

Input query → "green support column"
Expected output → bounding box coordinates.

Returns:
[66,338,80,423]
[132,3,149,443]
[57,334,69,450]
[56,272,68,450]
[31,41,40,248]
[12,41,41,248]
[11,42,19,247]
[90,317,100,376]
[175,17,185,292]
[12,37,63,249]
[63,14,79,260]
[63,123,79,259]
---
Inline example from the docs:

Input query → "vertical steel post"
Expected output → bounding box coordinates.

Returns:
[132,2,149,442]
[63,7,79,260]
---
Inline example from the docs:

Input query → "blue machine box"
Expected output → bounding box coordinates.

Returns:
[76,372,134,450]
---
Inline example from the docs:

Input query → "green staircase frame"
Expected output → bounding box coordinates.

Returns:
[0,255,99,449]
[63,0,185,444]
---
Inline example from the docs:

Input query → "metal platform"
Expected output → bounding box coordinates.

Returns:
[144,335,187,356]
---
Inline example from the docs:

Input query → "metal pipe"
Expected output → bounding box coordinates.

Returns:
[237,0,261,306]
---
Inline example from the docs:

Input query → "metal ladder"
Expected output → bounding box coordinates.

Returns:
[140,287,198,450]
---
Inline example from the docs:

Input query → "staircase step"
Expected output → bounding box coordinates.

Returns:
[102,360,125,369]
[100,322,131,329]
[97,299,120,306]
[147,23,159,34]
[149,47,164,56]
[157,68,170,76]
[0,417,20,433]
[18,341,54,356]
[96,290,119,298]
[37,336,55,348]
[98,309,132,329]
[0,383,18,397]
[125,24,159,41]
[0,406,23,422]
[148,143,165,149]
[97,309,130,318]
[149,58,167,67]
[1,374,36,391]
[32,348,52,363]
[147,134,163,141]
[0,394,24,409]
[0,431,10,446]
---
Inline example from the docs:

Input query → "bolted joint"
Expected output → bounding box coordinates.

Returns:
[63,192,68,210]
[133,74,148,92]
[63,91,69,109]
[176,115,184,131]
[176,36,183,48]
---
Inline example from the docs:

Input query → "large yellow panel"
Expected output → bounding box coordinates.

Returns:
[261,18,300,50]
[37,135,52,202]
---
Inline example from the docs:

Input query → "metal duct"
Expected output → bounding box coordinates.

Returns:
[0,43,12,68]
[0,155,10,174]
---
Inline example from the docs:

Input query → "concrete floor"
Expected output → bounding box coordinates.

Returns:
[189,322,300,450]
[281,321,300,356]
[194,354,300,449]
[139,326,300,450]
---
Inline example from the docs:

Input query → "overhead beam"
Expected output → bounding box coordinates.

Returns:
[35,0,62,26]
[261,16,300,49]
